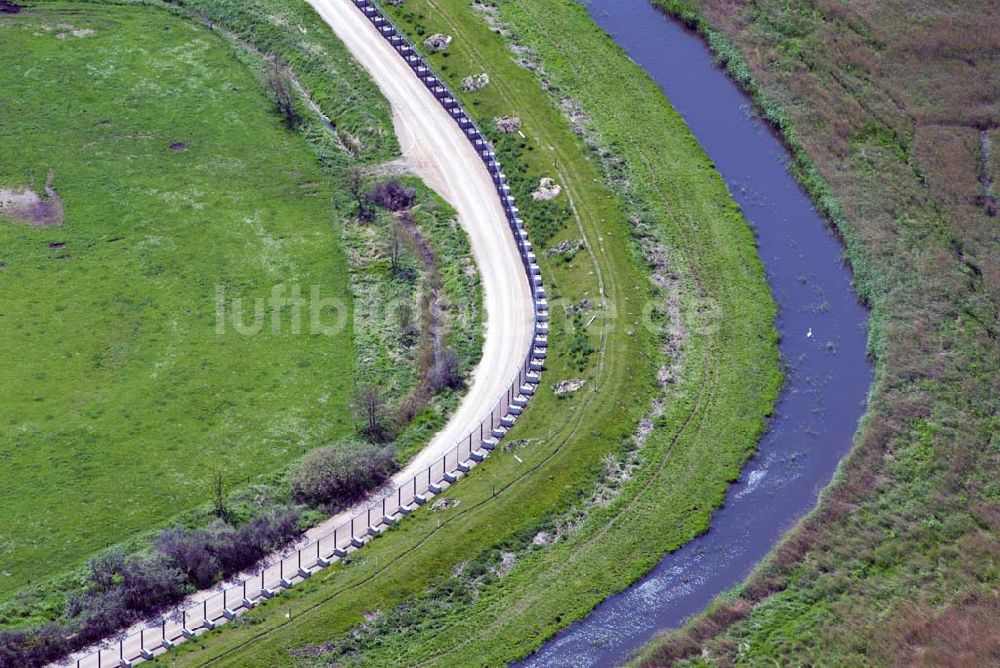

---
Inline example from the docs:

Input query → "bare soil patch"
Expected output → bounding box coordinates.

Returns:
[461,72,490,92]
[553,378,586,395]
[0,173,63,226]
[494,116,522,133]
[531,177,562,201]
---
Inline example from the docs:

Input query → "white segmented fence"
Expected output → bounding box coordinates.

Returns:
[66,2,547,666]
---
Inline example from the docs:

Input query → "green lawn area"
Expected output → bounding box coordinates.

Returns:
[159,0,780,664]
[0,3,357,599]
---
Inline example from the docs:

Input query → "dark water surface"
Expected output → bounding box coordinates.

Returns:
[516,1,873,665]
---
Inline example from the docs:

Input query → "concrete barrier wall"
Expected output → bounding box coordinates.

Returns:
[70,2,545,666]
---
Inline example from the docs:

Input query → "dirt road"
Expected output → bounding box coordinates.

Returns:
[303,0,534,537]
[66,1,534,663]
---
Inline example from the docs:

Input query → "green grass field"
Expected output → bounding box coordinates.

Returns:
[344,178,484,463]
[0,0,493,646]
[0,3,361,600]
[156,0,780,664]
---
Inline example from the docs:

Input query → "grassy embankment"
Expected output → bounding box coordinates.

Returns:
[635,1,1000,665]
[159,0,780,665]
[0,0,482,636]
[344,177,483,462]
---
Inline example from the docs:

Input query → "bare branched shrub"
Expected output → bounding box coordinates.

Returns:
[0,623,70,667]
[355,385,393,442]
[156,508,301,588]
[156,527,220,588]
[263,58,302,131]
[61,553,188,648]
[430,347,465,391]
[366,179,416,211]
[395,393,426,425]
[212,469,227,520]
[87,549,126,591]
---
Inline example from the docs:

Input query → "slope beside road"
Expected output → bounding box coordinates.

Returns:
[304,0,535,526]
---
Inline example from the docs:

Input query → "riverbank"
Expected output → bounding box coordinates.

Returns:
[639,0,1000,665]
[517,0,871,663]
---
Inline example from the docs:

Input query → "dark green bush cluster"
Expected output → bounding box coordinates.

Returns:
[290,441,397,509]
[0,507,300,667]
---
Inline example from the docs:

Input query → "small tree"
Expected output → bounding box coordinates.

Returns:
[212,469,227,520]
[263,58,302,131]
[355,385,390,442]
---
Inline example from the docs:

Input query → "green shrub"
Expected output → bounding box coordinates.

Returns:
[290,441,397,509]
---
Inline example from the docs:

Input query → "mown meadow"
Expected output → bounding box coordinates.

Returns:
[0,2,359,601]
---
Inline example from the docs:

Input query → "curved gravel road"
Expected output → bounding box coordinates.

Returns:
[304,0,534,539]
[64,1,534,664]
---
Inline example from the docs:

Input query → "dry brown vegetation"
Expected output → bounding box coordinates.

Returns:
[878,591,1000,667]
[642,0,1000,664]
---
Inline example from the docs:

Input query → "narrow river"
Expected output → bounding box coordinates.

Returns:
[516,1,873,665]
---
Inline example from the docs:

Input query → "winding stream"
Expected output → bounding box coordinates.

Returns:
[517,1,873,665]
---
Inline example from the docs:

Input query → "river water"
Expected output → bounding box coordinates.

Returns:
[516,1,873,665]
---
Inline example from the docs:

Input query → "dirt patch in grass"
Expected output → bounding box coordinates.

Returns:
[423,33,452,52]
[494,115,522,133]
[0,172,63,226]
[553,378,585,394]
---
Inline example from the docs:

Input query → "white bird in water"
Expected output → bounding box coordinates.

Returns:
[806,327,813,338]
